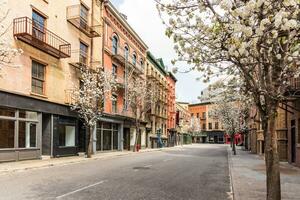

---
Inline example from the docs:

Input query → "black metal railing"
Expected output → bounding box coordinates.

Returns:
[13,17,71,58]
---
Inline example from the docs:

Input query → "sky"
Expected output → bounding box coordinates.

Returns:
[110,0,207,103]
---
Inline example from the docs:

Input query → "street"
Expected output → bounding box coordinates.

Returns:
[0,144,231,200]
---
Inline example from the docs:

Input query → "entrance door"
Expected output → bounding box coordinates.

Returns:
[214,136,218,143]
[291,120,296,163]
[123,128,130,151]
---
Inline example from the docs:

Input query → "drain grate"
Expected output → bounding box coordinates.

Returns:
[133,166,150,170]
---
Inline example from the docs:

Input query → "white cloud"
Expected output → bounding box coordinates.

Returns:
[116,0,208,102]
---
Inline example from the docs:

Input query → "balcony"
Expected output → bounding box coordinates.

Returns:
[69,49,89,69]
[13,17,71,58]
[65,89,76,105]
[105,44,145,74]
[67,5,101,38]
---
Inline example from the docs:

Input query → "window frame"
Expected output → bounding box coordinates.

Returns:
[31,60,46,95]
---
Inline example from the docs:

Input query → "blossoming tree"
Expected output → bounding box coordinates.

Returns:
[127,77,158,152]
[71,66,116,158]
[156,0,299,199]
[0,1,22,71]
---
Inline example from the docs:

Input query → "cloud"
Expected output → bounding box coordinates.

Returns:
[116,0,207,102]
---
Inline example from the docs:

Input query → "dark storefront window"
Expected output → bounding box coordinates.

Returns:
[18,122,37,148]
[97,122,119,151]
[0,107,15,117]
[103,130,111,150]
[59,124,76,147]
[0,120,15,148]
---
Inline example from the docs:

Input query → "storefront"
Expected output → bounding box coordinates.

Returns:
[0,91,79,162]
[0,107,41,162]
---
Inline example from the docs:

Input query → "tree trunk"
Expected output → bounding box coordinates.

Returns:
[133,124,140,152]
[87,125,94,158]
[263,110,281,200]
[231,134,236,155]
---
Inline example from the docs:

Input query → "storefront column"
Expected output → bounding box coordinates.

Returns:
[119,123,123,151]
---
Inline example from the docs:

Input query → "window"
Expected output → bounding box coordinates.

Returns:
[80,42,88,65]
[140,59,144,68]
[80,4,88,29]
[124,46,129,60]
[132,53,137,65]
[112,95,117,113]
[0,119,15,148]
[215,122,219,129]
[112,64,117,79]
[59,125,75,147]
[202,123,206,130]
[202,112,206,119]
[112,35,118,55]
[32,60,45,95]
[18,122,37,148]
[209,123,212,130]
[32,10,45,41]
[196,113,199,118]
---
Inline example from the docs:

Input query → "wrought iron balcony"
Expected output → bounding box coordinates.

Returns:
[67,5,101,38]
[105,44,145,74]
[13,17,71,58]
[69,49,89,69]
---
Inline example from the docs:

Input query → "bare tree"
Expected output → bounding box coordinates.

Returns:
[156,1,299,198]
[127,77,157,152]
[70,66,116,158]
[0,1,22,70]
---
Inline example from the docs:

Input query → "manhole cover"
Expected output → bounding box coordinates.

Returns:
[133,166,150,170]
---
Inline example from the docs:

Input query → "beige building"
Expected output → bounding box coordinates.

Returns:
[145,52,168,148]
[0,0,102,162]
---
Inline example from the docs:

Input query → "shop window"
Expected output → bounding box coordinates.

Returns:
[59,125,75,147]
[19,110,38,120]
[298,119,300,144]
[113,130,118,150]
[103,130,112,150]
[18,122,37,148]
[32,60,45,95]
[0,120,15,148]
[0,107,15,117]
[102,122,112,130]
[96,129,102,151]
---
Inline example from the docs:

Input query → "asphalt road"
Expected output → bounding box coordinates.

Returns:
[0,144,231,200]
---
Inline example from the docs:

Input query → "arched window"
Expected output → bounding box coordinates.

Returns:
[112,35,118,55]
[132,53,137,65]
[140,59,144,69]
[124,45,129,60]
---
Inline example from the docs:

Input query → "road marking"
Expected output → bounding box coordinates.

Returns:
[144,165,152,168]
[56,180,107,199]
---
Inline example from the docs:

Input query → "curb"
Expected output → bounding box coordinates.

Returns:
[0,146,180,175]
[227,146,235,200]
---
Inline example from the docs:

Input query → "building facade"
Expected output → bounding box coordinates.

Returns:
[145,52,168,148]
[0,0,103,161]
[101,1,148,151]
[167,73,177,146]
[175,102,191,145]
[188,102,225,144]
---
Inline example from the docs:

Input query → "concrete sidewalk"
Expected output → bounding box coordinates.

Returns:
[0,146,181,175]
[228,146,300,200]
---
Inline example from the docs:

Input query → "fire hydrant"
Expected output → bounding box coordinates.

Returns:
[136,144,141,152]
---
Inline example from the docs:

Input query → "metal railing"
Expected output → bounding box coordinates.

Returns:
[66,5,101,37]
[13,17,71,58]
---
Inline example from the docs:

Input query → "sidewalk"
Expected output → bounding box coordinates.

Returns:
[0,146,181,175]
[228,146,300,200]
